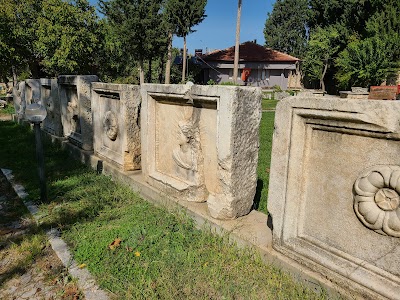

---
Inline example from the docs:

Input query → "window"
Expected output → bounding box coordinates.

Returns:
[261,69,270,80]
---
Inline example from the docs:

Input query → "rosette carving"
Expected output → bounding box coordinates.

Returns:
[353,165,400,237]
[103,111,118,141]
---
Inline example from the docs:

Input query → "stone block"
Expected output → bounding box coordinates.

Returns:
[92,82,141,171]
[25,79,41,105]
[12,81,26,120]
[59,75,98,150]
[40,78,62,136]
[268,96,400,299]
[141,84,261,220]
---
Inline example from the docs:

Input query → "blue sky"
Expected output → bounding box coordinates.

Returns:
[90,0,275,54]
[172,0,275,53]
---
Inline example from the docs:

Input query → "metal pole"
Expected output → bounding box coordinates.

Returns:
[33,122,47,202]
[233,0,242,84]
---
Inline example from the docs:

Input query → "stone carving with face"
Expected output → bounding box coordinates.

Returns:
[173,120,195,171]
[103,111,118,141]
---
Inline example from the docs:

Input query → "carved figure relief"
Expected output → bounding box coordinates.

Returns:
[170,105,204,181]
[66,95,79,134]
[353,165,400,237]
[173,120,196,171]
[103,111,118,141]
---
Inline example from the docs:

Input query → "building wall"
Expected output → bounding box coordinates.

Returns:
[202,61,297,90]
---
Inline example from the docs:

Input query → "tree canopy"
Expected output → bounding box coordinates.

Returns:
[264,0,309,58]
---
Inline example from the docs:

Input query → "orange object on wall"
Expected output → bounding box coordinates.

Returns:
[241,68,251,81]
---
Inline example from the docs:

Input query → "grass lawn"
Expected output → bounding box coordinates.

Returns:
[256,111,275,213]
[262,98,279,111]
[0,120,331,299]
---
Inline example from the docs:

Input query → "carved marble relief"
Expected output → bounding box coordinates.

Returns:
[103,111,118,141]
[12,82,25,118]
[65,86,80,136]
[353,165,400,237]
[155,102,212,202]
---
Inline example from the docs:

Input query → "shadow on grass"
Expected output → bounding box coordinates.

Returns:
[252,179,263,210]
[0,121,124,231]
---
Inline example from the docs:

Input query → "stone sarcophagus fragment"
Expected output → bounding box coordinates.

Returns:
[141,84,261,220]
[268,97,400,299]
[40,78,62,136]
[12,79,41,121]
[12,81,26,120]
[59,75,98,150]
[25,79,41,105]
[92,83,141,171]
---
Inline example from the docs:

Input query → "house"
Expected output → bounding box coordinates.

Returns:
[198,41,301,90]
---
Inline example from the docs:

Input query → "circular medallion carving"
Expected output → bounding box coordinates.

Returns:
[353,165,400,237]
[103,111,118,141]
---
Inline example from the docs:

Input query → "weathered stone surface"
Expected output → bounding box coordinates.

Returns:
[92,82,141,171]
[41,78,63,136]
[12,81,26,120]
[268,96,400,299]
[59,75,98,150]
[141,84,261,220]
[274,91,291,100]
[25,79,41,105]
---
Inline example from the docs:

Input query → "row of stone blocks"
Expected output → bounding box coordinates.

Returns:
[13,76,400,299]
[13,76,262,220]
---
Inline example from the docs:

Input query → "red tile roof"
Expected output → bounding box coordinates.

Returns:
[201,41,299,62]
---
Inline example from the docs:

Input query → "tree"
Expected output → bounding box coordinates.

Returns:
[35,0,100,76]
[335,37,399,89]
[335,3,400,88]
[166,0,207,82]
[264,0,309,58]
[302,26,340,92]
[0,0,19,85]
[100,0,167,84]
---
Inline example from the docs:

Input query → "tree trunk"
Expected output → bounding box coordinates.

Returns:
[233,0,242,84]
[139,59,145,85]
[159,54,164,83]
[147,58,152,83]
[182,35,187,83]
[29,61,41,79]
[320,60,328,92]
[165,31,173,84]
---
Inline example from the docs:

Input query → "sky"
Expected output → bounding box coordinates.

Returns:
[172,0,275,54]
[89,0,275,54]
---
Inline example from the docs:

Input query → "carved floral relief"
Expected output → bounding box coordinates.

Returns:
[353,165,400,237]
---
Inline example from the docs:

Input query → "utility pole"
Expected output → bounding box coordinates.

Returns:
[233,0,242,84]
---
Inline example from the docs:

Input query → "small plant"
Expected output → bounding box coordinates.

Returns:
[207,79,216,85]
[285,90,296,96]
[272,85,282,92]
[219,81,238,86]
